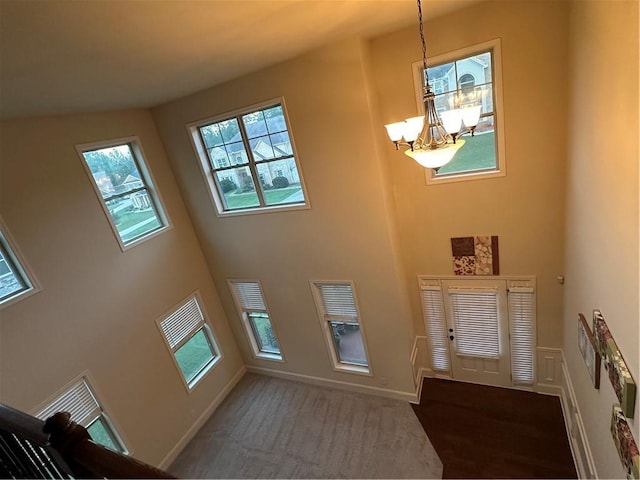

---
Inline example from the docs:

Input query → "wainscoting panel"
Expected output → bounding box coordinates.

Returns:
[560,356,597,479]
[535,347,563,395]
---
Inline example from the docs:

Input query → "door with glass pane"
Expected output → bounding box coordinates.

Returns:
[441,279,511,386]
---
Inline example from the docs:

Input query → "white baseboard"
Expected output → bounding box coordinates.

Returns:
[559,354,598,479]
[246,365,418,403]
[158,366,246,470]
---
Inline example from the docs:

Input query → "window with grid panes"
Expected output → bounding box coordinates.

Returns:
[191,101,307,214]
[78,138,168,249]
[416,39,505,184]
[0,225,36,307]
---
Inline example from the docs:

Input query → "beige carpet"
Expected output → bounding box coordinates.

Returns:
[169,373,442,479]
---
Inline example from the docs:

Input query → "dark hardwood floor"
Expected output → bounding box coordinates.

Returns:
[411,378,577,479]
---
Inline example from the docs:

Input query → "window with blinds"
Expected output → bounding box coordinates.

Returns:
[228,280,282,359]
[419,285,450,372]
[311,281,370,373]
[36,377,126,453]
[157,293,220,389]
[508,285,536,384]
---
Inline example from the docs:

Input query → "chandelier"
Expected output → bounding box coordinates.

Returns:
[384,0,481,170]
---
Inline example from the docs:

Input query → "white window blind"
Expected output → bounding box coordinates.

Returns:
[160,296,205,350]
[37,378,101,427]
[317,283,358,320]
[230,281,266,311]
[448,287,500,359]
[508,286,536,384]
[420,286,450,371]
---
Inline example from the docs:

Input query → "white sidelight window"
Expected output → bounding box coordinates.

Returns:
[77,137,169,250]
[228,280,283,360]
[157,293,221,390]
[0,221,38,307]
[419,280,449,372]
[310,281,370,375]
[508,283,537,385]
[36,376,126,453]
[188,99,309,216]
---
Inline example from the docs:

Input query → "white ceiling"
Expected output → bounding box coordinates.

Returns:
[0,0,481,120]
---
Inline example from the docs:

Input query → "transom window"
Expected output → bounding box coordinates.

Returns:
[0,223,36,307]
[157,293,221,390]
[311,281,370,375]
[228,280,282,360]
[36,376,126,453]
[77,138,169,250]
[415,39,505,184]
[190,100,308,215]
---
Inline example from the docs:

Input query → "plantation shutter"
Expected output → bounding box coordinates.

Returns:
[317,283,358,321]
[37,378,101,427]
[230,281,266,311]
[420,285,450,372]
[160,296,205,350]
[448,287,500,358]
[508,286,536,384]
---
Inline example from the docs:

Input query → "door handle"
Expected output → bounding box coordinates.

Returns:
[449,335,454,341]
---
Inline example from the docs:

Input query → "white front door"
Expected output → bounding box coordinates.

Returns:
[441,279,511,387]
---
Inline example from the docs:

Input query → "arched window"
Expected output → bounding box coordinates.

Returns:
[459,73,476,95]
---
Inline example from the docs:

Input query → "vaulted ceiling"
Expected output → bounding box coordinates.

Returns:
[0,0,482,120]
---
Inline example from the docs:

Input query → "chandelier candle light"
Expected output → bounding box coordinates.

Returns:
[384,0,481,170]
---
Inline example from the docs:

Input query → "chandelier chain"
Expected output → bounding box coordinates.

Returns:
[417,0,428,85]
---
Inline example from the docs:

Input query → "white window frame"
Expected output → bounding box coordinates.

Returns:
[228,280,284,362]
[76,136,171,251]
[156,291,222,391]
[310,280,372,376]
[0,218,39,308]
[418,275,536,387]
[412,39,506,185]
[33,372,129,454]
[187,97,310,217]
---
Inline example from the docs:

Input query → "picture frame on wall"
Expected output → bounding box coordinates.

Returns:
[594,310,637,418]
[578,313,600,388]
[611,404,640,479]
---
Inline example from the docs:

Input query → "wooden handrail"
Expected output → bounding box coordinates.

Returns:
[0,403,174,479]
[0,403,73,478]
[43,412,175,479]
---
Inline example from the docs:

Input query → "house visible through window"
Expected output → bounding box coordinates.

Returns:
[36,376,126,453]
[417,39,505,183]
[157,293,221,389]
[311,281,370,374]
[0,224,36,307]
[228,280,282,360]
[190,101,308,214]
[78,138,168,249]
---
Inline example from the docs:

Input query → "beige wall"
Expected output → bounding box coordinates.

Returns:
[0,109,244,465]
[563,1,639,477]
[152,38,416,395]
[369,0,570,350]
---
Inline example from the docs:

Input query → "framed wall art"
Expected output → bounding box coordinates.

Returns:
[578,313,600,388]
[611,404,640,479]
[594,310,637,418]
